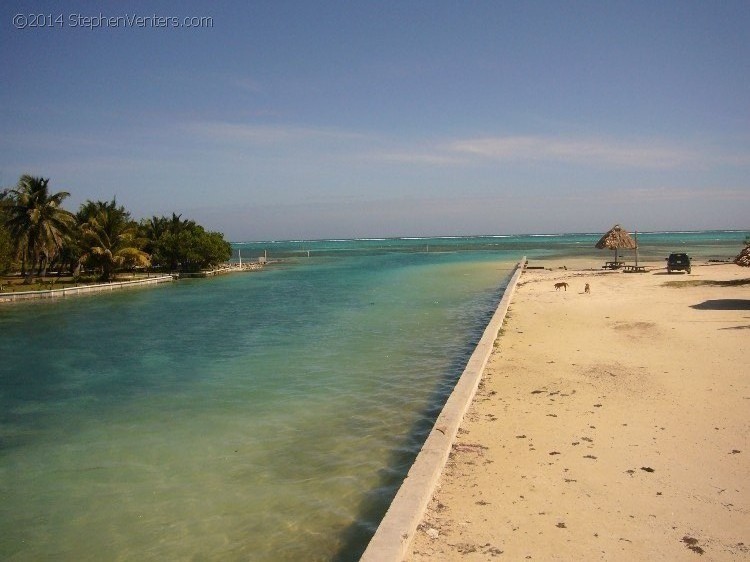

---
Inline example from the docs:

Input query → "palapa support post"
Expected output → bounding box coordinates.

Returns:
[634,230,639,269]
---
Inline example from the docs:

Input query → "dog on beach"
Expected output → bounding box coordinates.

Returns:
[554,282,568,291]
[584,283,590,294]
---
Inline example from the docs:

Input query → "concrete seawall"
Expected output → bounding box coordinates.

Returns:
[0,275,173,303]
[360,258,526,561]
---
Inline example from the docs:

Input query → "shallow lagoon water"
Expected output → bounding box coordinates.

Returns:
[1,248,519,561]
[1,232,745,560]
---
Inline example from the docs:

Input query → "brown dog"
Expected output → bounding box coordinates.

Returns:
[584,283,590,294]
[554,282,568,291]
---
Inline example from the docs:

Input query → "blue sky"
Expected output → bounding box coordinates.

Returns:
[2,1,748,240]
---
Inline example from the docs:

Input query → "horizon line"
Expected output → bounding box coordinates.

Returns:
[228,228,749,245]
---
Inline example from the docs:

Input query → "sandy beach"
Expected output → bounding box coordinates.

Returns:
[409,260,749,561]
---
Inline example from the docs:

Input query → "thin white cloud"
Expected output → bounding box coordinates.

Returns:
[605,186,750,202]
[447,135,698,169]
[38,115,744,176]
[336,131,748,171]
[233,77,264,93]
[358,150,465,166]
[543,186,750,205]
[182,121,370,145]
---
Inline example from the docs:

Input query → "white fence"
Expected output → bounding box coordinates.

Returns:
[0,275,173,303]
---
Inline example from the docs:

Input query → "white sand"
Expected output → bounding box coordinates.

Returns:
[410,261,749,560]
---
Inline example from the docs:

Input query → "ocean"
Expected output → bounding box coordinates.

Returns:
[0,231,746,561]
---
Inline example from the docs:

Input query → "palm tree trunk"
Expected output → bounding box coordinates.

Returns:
[23,251,35,284]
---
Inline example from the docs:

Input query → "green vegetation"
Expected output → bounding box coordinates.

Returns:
[1,175,233,286]
[4,176,75,283]
[142,213,231,273]
[79,199,150,281]
[0,189,14,274]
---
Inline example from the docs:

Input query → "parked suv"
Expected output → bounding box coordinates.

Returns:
[666,253,691,274]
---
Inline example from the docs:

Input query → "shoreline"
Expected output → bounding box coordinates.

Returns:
[408,260,749,560]
[0,262,267,303]
[361,259,526,561]
[0,275,174,303]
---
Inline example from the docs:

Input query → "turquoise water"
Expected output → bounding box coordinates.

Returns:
[234,230,748,262]
[0,232,746,561]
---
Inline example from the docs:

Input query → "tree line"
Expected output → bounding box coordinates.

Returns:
[0,175,232,282]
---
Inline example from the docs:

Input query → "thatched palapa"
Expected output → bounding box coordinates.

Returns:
[595,224,636,264]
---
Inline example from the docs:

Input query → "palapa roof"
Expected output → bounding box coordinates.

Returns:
[595,224,637,250]
[734,245,750,267]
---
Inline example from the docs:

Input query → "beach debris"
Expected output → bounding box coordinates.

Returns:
[682,536,705,555]
[640,466,655,472]
[734,244,750,267]
[425,527,439,540]
[483,545,504,556]
[455,543,478,554]
[452,443,488,454]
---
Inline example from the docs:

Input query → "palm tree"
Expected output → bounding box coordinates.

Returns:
[5,175,75,283]
[57,199,123,276]
[140,215,168,255]
[149,213,196,271]
[0,189,14,273]
[79,200,150,281]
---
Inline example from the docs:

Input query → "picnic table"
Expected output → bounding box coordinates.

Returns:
[602,261,625,270]
[623,265,647,273]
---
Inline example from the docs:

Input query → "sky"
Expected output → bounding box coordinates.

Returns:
[1,1,749,240]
